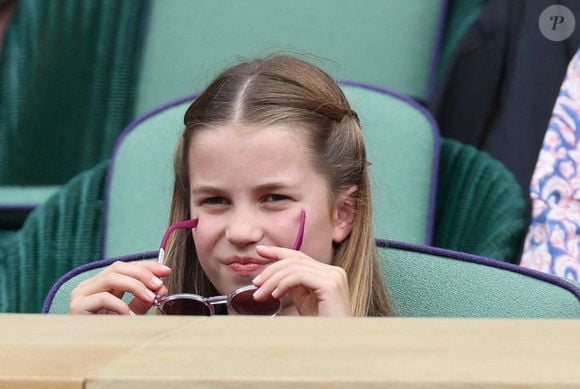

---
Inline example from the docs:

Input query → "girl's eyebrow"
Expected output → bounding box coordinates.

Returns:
[191,186,225,196]
[254,182,296,192]
[191,182,297,196]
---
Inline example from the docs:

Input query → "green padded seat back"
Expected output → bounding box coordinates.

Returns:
[0,1,149,226]
[134,0,447,117]
[43,242,580,317]
[103,98,188,259]
[342,82,438,245]
[103,84,439,258]
[434,138,527,263]
[0,161,109,313]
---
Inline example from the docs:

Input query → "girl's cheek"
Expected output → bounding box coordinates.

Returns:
[267,212,304,249]
[193,215,223,246]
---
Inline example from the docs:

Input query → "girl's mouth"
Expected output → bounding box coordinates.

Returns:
[225,257,269,276]
[226,262,266,276]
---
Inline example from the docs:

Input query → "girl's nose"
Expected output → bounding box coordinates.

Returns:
[225,211,263,247]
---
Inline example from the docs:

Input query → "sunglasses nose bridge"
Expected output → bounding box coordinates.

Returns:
[205,296,228,305]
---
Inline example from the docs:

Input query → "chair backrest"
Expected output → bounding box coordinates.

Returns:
[0,161,109,314]
[102,83,439,258]
[133,0,447,117]
[0,1,148,225]
[433,138,527,263]
[43,242,580,317]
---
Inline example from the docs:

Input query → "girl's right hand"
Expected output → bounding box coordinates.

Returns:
[69,261,172,315]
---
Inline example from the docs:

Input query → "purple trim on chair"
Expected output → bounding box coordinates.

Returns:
[377,239,580,300]
[42,251,159,313]
[102,95,198,256]
[339,80,441,246]
[427,0,449,101]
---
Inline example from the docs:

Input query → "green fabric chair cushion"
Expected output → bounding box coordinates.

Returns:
[0,0,149,186]
[0,161,108,313]
[433,138,527,262]
[0,0,149,229]
[103,84,438,258]
[43,242,580,317]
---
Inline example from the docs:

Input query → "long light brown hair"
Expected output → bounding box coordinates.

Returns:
[164,55,390,316]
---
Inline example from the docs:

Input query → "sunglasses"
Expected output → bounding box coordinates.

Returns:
[153,210,306,316]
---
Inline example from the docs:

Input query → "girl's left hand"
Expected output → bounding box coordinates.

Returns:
[252,245,353,316]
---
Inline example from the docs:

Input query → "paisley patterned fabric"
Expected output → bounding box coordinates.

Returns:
[521,48,580,282]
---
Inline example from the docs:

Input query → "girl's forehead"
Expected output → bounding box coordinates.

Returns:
[189,123,311,157]
[191,122,306,141]
[188,124,313,178]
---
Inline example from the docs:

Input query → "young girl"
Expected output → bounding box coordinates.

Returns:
[70,55,390,316]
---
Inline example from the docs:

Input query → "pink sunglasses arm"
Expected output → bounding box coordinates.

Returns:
[157,219,199,264]
[292,210,306,251]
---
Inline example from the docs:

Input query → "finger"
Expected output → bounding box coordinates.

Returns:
[256,260,349,298]
[73,271,159,304]
[254,262,327,300]
[256,245,303,260]
[74,261,170,299]
[103,261,172,290]
[129,285,169,315]
[253,254,328,287]
[134,261,173,278]
[270,271,352,317]
[256,270,351,316]
[271,270,346,300]
[70,292,135,315]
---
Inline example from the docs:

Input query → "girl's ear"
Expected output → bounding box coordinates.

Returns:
[332,185,358,244]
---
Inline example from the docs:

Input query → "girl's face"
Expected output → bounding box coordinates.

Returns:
[188,124,353,295]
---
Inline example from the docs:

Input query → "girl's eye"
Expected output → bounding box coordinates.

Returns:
[201,197,228,206]
[264,194,289,202]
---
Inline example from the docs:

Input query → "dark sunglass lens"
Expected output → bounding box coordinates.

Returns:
[161,298,211,315]
[231,288,281,315]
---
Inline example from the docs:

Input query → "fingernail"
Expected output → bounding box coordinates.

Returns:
[160,264,171,271]
[256,245,266,250]
[272,288,279,298]
[145,289,156,300]
[129,310,136,316]
[151,276,163,287]
[253,287,263,299]
[252,274,262,284]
